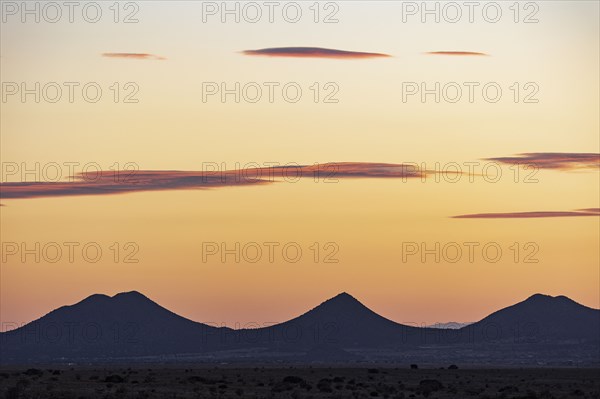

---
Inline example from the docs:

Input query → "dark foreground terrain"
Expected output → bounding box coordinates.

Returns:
[0,366,598,399]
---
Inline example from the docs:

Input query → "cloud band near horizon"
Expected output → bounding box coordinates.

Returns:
[0,163,429,201]
[486,153,600,170]
[453,209,600,219]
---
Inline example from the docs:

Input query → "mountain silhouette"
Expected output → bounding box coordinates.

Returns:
[0,291,223,363]
[464,294,600,342]
[232,292,420,350]
[1,291,597,364]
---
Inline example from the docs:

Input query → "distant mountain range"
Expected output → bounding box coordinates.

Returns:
[1,292,598,366]
[426,322,472,329]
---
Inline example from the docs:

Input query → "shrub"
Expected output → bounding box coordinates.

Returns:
[23,368,43,377]
[283,376,306,384]
[317,378,333,393]
[104,375,125,383]
[419,379,444,397]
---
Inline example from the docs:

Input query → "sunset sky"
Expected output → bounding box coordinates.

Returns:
[1,1,599,328]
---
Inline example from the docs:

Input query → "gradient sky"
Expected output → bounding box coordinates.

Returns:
[1,1,599,328]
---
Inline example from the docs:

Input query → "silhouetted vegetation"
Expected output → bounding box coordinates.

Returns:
[0,367,597,398]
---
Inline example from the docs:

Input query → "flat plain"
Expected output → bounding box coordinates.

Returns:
[1,366,598,398]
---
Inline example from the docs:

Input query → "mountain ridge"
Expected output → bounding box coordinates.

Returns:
[1,291,598,365]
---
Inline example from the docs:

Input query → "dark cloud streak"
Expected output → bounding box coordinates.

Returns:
[453,210,600,219]
[102,53,166,60]
[486,153,600,170]
[426,51,489,56]
[242,47,391,59]
[0,163,430,201]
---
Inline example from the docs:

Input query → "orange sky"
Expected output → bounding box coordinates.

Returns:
[1,1,599,328]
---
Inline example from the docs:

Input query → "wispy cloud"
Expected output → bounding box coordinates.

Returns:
[102,53,166,60]
[242,47,391,59]
[452,209,600,219]
[485,153,600,170]
[426,51,489,56]
[0,162,434,201]
[577,208,600,213]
